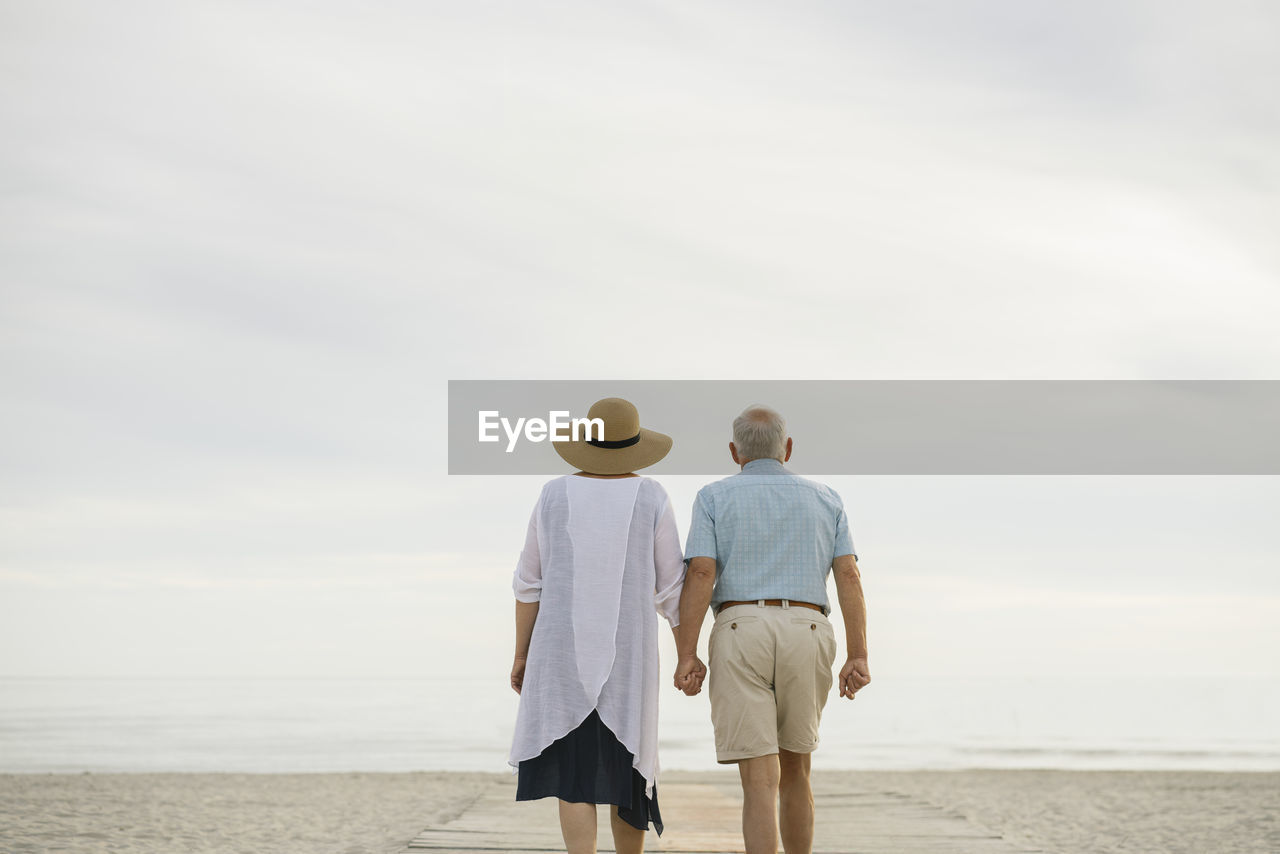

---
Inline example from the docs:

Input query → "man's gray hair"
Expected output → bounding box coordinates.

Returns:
[732,405,787,461]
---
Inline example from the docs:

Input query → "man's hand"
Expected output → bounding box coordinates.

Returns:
[674,654,707,696]
[838,656,870,699]
[511,656,527,694]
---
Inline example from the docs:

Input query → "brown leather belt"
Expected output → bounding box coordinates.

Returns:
[717,599,823,614]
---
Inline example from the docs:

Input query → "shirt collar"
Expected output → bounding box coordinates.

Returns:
[739,458,787,474]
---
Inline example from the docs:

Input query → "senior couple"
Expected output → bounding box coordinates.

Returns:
[508,397,870,854]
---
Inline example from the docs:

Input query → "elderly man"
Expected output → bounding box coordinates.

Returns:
[674,405,869,854]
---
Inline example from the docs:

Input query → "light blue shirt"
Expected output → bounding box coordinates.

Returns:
[684,458,857,616]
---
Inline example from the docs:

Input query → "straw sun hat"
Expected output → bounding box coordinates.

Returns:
[554,397,672,475]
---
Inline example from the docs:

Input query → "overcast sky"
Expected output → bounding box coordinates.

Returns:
[2,1,1278,684]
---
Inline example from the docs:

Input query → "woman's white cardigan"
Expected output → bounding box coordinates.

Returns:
[508,475,686,799]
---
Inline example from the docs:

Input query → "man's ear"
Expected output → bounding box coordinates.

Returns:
[729,441,741,465]
[783,437,793,462]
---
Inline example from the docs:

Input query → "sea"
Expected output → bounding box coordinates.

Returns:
[1,675,1277,774]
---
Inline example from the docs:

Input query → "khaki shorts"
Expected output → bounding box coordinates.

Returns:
[707,602,838,763]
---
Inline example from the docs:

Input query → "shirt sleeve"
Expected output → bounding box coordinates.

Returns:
[833,501,858,562]
[683,488,717,561]
[512,493,543,603]
[653,495,686,626]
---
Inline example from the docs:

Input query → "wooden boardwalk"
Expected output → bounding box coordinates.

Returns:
[406,773,1043,854]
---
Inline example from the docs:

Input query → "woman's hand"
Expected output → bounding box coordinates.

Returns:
[674,654,707,696]
[511,656,527,694]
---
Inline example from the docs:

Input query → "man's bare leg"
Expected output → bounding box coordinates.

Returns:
[738,754,781,854]
[778,749,814,854]
[558,801,597,854]
[609,804,645,854]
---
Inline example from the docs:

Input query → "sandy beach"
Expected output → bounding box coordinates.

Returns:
[859,770,1280,854]
[2,769,1276,854]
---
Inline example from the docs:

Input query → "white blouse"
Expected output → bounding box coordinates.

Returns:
[508,474,686,799]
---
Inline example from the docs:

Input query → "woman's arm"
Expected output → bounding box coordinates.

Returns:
[511,600,540,693]
[511,493,543,693]
[653,496,686,625]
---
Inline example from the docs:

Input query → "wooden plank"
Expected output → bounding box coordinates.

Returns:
[409,782,741,852]
[406,775,1042,854]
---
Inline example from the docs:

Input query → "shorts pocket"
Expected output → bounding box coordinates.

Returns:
[710,614,759,657]
[790,616,837,665]
[716,614,761,631]
[713,615,769,684]
[790,614,828,634]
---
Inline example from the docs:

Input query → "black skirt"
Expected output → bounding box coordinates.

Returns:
[516,708,663,836]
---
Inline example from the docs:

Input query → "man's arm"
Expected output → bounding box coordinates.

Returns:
[831,553,869,699]
[673,556,715,694]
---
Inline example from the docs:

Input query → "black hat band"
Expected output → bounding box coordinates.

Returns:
[587,432,642,449]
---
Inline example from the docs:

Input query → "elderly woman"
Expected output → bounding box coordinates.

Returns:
[508,397,702,853]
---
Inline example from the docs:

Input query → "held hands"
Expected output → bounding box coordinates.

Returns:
[673,654,707,696]
[839,656,870,699]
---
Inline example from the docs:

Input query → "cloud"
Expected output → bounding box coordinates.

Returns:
[1,1,1277,677]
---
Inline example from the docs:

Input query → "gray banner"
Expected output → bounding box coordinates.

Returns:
[447,380,1280,475]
